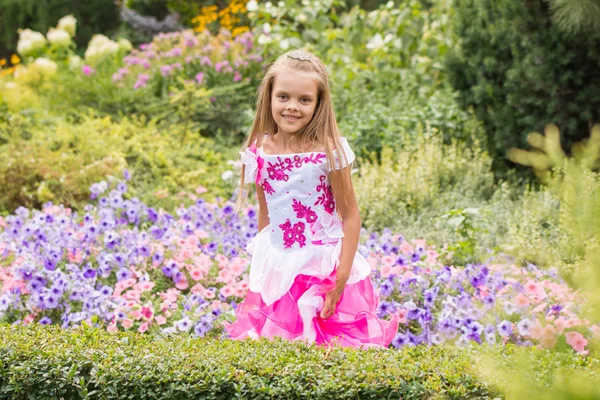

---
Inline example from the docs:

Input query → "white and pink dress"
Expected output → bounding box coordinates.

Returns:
[223,135,399,349]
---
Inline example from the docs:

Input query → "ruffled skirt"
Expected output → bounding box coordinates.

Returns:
[223,225,400,349]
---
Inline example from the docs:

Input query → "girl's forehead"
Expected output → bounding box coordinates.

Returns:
[273,68,319,94]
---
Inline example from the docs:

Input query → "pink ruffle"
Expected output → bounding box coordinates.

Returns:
[223,267,400,350]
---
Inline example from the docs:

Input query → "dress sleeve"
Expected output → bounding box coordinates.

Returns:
[239,142,259,185]
[327,137,356,173]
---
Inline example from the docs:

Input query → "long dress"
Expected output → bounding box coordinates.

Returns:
[222,135,400,349]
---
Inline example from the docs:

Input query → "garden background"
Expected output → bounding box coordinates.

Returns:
[1,0,600,398]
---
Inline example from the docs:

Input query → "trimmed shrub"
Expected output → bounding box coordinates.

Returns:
[0,323,500,399]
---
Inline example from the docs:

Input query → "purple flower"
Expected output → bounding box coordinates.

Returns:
[497,320,513,337]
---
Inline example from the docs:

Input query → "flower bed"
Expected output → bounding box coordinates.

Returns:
[0,175,597,356]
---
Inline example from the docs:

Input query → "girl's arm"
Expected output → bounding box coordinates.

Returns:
[328,168,361,292]
[256,183,270,232]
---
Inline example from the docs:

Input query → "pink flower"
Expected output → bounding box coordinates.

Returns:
[141,306,154,320]
[233,71,242,82]
[190,283,205,293]
[130,309,143,320]
[195,72,204,84]
[121,318,134,329]
[190,268,205,281]
[220,286,234,298]
[195,185,207,194]
[397,308,408,324]
[203,289,215,299]
[528,319,544,340]
[135,281,155,292]
[107,324,118,333]
[514,292,530,307]
[565,331,588,354]
[155,315,167,325]
[380,264,393,278]
[175,277,189,290]
[539,332,557,349]
[399,241,414,255]
[138,322,149,333]
[82,65,94,75]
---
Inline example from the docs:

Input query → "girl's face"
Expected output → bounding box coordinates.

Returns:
[271,66,319,136]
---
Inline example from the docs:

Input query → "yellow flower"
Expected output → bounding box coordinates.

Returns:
[11,54,21,65]
[0,59,6,66]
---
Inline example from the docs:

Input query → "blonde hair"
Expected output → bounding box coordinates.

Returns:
[235,49,354,213]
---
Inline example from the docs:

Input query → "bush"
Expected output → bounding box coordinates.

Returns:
[0,0,120,60]
[0,112,236,213]
[0,323,493,399]
[446,0,600,174]
[1,324,597,399]
[354,129,496,262]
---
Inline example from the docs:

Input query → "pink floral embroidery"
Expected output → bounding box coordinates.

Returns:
[279,219,306,249]
[291,199,317,223]
[262,180,275,195]
[267,157,293,181]
[314,175,335,214]
[292,153,326,168]
[266,153,326,181]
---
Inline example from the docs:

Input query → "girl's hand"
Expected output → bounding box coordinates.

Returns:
[320,287,344,319]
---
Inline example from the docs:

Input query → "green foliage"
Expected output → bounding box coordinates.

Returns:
[246,0,485,160]
[354,129,496,263]
[474,339,600,399]
[446,0,600,175]
[0,111,236,214]
[0,0,120,59]
[0,323,500,398]
[547,0,600,36]
[1,323,596,399]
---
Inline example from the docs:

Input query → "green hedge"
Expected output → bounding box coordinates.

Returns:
[0,323,503,399]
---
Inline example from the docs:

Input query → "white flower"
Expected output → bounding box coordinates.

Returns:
[279,39,290,50]
[17,29,47,56]
[85,34,119,66]
[47,28,71,47]
[221,170,234,181]
[57,15,77,37]
[278,1,285,6]
[68,55,82,70]
[262,22,272,33]
[257,34,272,45]
[32,57,57,77]
[265,1,273,9]
[117,38,133,52]
[366,33,393,50]
[297,13,307,23]
[239,148,258,184]
[246,0,259,11]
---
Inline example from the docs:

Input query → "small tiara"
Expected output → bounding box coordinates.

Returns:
[287,49,313,62]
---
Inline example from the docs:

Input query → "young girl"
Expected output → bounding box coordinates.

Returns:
[222,49,400,349]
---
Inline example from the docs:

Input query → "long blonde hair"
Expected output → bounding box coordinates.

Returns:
[235,49,354,213]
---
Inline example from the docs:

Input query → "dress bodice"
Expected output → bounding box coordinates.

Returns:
[240,135,356,251]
